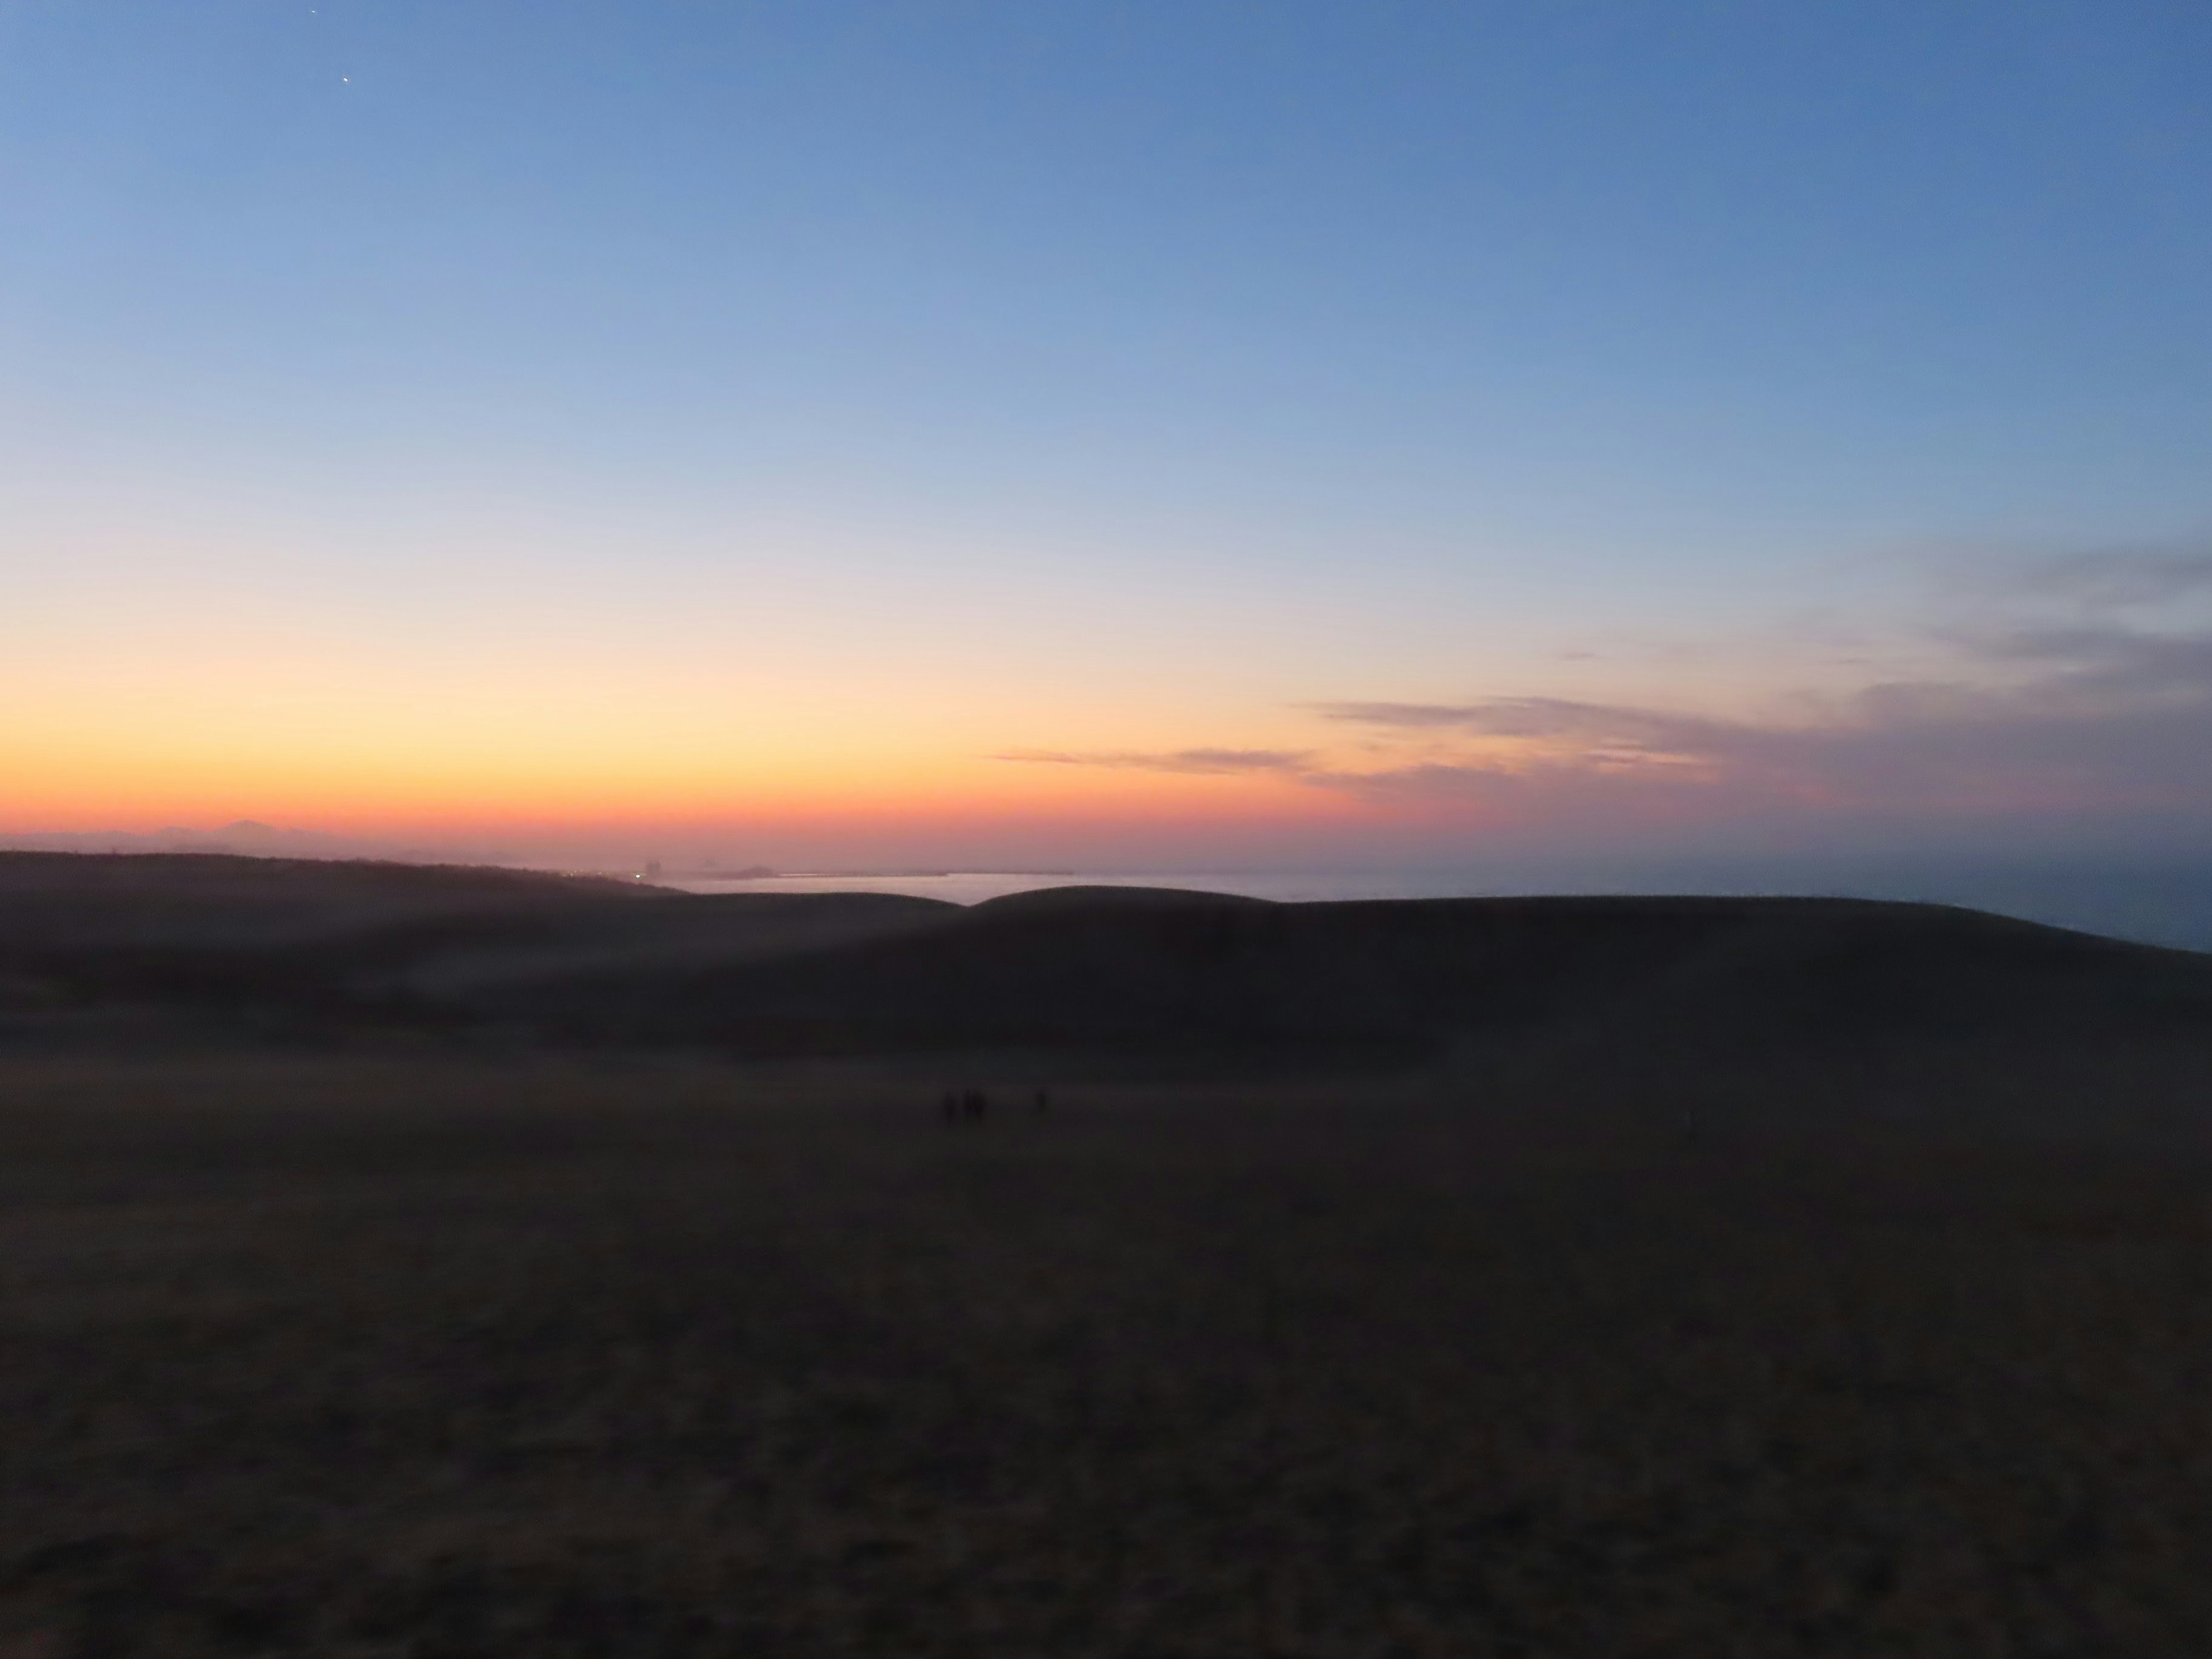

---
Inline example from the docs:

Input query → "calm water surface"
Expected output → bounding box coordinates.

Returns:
[663,872,1471,904]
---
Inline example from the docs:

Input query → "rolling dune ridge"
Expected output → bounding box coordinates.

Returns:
[6,853,2209,1066]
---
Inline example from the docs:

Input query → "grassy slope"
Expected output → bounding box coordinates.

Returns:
[0,1055,2207,1656]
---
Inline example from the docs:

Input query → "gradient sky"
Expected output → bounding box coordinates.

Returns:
[6,1,2211,870]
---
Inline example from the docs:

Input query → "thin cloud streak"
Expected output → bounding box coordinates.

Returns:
[1007,557,2212,851]
[1944,541,2212,612]
[1311,625,2212,823]
[990,747,1314,775]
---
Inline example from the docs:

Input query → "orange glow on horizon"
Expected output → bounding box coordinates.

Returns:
[0,716,1380,842]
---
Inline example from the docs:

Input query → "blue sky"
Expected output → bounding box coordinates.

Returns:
[5,1,2211,870]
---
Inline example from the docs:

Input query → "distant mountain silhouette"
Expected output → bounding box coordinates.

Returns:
[3,853,2209,1062]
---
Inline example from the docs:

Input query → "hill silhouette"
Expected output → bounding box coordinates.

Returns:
[5,853,2208,1063]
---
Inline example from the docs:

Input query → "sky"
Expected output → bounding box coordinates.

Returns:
[5,1,2211,876]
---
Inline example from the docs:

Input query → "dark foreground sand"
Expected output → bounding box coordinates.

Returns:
[1,1051,2209,1657]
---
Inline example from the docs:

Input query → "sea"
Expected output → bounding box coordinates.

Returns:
[662,871,1468,906]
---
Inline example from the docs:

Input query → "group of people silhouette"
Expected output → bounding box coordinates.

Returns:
[938,1088,1050,1123]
